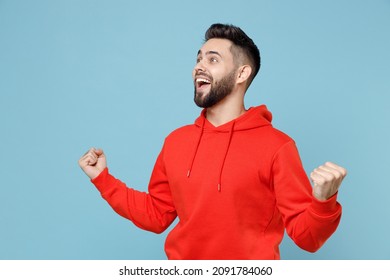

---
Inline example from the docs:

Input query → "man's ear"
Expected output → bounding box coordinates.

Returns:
[236,65,252,85]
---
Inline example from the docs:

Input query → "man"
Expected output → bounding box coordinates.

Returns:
[79,23,347,259]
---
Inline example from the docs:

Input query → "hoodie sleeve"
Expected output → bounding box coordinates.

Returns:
[271,141,341,252]
[91,147,177,234]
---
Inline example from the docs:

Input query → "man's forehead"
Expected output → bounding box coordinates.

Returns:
[197,38,232,56]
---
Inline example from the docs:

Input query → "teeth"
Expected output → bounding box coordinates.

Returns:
[196,78,211,84]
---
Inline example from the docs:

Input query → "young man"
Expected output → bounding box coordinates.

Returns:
[79,24,347,259]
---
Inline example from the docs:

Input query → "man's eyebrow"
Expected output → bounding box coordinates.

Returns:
[196,50,222,57]
[206,51,222,57]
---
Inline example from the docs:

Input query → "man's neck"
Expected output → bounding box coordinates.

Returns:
[206,99,246,127]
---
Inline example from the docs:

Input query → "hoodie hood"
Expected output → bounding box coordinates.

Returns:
[187,105,273,191]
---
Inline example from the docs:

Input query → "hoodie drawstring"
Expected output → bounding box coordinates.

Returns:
[187,117,236,192]
[187,116,205,178]
[217,121,235,192]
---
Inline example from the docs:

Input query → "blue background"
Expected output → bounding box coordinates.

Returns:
[1,0,389,260]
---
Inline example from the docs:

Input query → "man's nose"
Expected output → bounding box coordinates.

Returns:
[194,60,206,73]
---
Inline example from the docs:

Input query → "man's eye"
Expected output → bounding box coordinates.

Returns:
[196,57,202,63]
[210,57,218,63]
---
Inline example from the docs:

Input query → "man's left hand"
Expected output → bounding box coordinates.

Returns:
[310,162,347,201]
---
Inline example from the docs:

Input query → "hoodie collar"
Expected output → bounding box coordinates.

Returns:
[195,105,272,132]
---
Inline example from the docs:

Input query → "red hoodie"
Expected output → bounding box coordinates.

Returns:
[91,105,341,259]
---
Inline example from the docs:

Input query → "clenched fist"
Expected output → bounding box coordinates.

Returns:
[78,148,107,179]
[310,162,347,201]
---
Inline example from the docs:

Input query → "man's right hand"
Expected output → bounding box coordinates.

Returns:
[78,148,107,180]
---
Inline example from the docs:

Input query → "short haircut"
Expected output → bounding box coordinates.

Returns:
[205,23,261,87]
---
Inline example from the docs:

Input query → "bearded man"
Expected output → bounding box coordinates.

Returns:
[79,23,347,260]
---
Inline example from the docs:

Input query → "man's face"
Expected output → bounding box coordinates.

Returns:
[193,38,237,108]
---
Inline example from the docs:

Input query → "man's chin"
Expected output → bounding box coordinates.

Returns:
[194,96,217,109]
[194,98,206,108]
[194,90,207,105]
[194,96,207,108]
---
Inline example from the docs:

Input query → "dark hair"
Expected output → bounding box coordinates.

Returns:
[205,23,261,86]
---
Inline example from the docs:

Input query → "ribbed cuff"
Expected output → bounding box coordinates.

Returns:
[310,192,341,217]
[90,167,113,193]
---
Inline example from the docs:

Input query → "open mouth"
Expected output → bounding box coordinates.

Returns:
[195,77,212,90]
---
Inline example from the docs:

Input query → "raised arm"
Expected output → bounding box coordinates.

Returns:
[79,147,177,234]
[272,141,347,252]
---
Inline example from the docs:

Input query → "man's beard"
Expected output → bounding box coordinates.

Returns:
[194,70,236,108]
